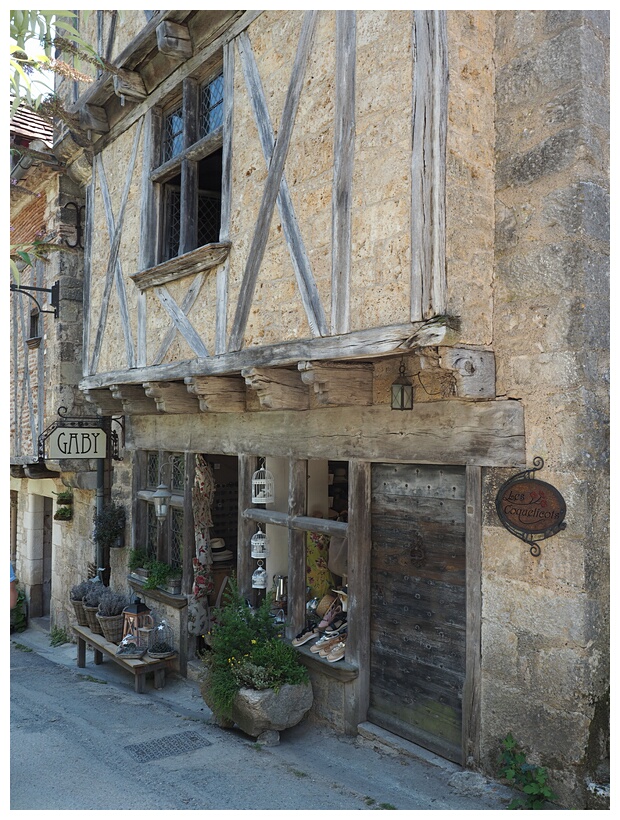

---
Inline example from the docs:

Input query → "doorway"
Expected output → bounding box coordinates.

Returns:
[368,464,466,763]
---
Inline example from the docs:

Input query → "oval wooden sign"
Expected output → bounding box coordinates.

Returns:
[496,477,566,537]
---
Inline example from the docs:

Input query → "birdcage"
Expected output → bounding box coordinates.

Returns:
[251,460,275,504]
[252,560,268,589]
[147,618,176,658]
[250,526,270,559]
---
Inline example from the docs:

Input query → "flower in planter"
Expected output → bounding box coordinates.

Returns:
[97,589,129,617]
[70,580,92,602]
[201,580,309,723]
[54,505,73,521]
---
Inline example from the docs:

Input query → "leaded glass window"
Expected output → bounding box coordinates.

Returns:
[146,503,158,560]
[171,454,185,493]
[147,451,159,488]
[200,73,224,137]
[164,105,183,162]
[170,507,184,571]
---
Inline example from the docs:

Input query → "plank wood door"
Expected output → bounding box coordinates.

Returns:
[369,463,466,763]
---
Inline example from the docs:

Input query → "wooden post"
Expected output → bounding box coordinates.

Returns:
[237,454,258,603]
[344,460,371,734]
[463,465,482,767]
[287,459,307,640]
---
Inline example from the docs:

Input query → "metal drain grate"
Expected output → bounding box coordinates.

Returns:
[125,731,211,762]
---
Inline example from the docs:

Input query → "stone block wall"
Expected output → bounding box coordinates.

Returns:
[481,11,609,808]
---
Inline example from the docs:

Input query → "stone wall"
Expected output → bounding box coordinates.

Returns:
[482,11,609,808]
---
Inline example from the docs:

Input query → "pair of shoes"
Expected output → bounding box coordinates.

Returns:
[324,620,347,638]
[318,631,347,657]
[310,632,339,654]
[318,599,342,630]
[326,637,347,662]
[292,623,318,647]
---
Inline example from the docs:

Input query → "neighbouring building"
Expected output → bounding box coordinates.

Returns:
[14,10,608,809]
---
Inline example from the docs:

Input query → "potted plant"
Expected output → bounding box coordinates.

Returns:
[82,582,105,634]
[129,548,150,579]
[54,505,73,521]
[69,579,92,626]
[143,560,178,592]
[54,489,73,505]
[96,589,129,643]
[94,503,126,549]
[200,581,312,743]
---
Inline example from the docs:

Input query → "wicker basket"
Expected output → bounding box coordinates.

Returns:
[96,613,125,644]
[83,604,103,634]
[71,598,89,627]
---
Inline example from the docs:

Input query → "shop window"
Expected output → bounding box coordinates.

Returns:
[139,450,184,570]
[154,71,224,263]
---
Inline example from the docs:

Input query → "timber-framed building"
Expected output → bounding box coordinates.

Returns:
[11,10,609,808]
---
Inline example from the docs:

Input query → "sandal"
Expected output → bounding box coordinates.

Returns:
[318,633,346,657]
[318,599,342,630]
[310,632,338,654]
[292,622,319,647]
[326,638,347,662]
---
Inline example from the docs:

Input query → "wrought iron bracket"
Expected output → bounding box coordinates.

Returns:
[10,281,60,319]
[495,457,567,557]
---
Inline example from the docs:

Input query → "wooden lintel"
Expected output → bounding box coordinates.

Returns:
[242,367,309,411]
[184,376,246,412]
[109,384,158,415]
[143,381,200,414]
[80,104,109,133]
[83,388,124,416]
[298,361,373,406]
[156,21,193,58]
[438,347,496,400]
[113,69,148,101]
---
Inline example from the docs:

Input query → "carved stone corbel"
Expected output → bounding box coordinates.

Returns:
[185,376,246,413]
[298,361,374,406]
[83,388,124,416]
[242,367,309,411]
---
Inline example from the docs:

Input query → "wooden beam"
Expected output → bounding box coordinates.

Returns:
[129,400,525,468]
[331,11,356,335]
[153,273,207,365]
[143,381,201,414]
[83,388,124,416]
[411,10,448,320]
[156,21,193,59]
[113,68,148,102]
[216,40,234,355]
[80,104,109,133]
[154,286,210,358]
[131,243,231,290]
[184,375,246,412]
[242,367,309,411]
[299,360,373,407]
[109,384,159,415]
[229,11,319,351]
[80,318,458,390]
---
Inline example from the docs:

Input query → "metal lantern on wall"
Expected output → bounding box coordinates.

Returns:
[121,597,154,642]
[250,526,270,559]
[251,460,275,503]
[252,560,268,589]
[391,358,413,410]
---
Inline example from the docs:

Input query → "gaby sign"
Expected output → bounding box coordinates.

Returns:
[48,427,107,459]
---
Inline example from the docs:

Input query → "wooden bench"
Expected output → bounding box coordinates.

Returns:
[73,624,175,693]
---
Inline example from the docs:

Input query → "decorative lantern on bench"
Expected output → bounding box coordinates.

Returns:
[122,597,154,643]
[251,459,275,504]
[250,526,270,559]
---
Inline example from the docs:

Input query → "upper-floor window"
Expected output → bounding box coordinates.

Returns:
[153,71,224,263]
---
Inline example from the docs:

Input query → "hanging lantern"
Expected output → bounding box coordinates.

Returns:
[251,460,275,503]
[147,618,176,658]
[252,560,268,589]
[152,482,171,520]
[391,358,413,410]
[121,597,154,642]
[250,526,270,559]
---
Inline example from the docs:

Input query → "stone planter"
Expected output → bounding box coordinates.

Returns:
[201,675,313,744]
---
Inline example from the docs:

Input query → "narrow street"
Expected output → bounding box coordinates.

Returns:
[10,625,514,812]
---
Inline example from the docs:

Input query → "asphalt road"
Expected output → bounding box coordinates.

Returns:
[10,631,515,812]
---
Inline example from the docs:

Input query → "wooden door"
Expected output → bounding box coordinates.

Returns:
[369,464,466,763]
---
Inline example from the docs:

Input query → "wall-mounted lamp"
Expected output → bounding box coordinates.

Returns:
[152,455,177,521]
[391,358,413,410]
[10,281,60,319]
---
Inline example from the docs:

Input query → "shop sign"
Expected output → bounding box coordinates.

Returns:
[495,457,566,557]
[48,427,107,459]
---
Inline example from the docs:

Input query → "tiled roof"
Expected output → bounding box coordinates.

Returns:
[10,101,53,147]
